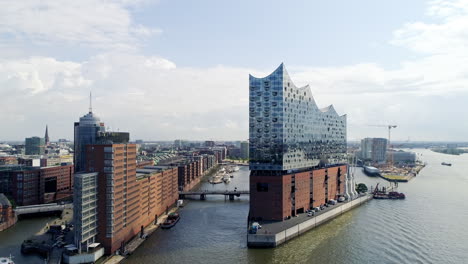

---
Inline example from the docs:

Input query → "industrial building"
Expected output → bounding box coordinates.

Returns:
[388,150,416,164]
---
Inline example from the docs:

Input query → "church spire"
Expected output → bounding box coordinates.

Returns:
[45,125,50,145]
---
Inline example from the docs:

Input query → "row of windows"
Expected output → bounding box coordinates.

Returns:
[253,91,279,96]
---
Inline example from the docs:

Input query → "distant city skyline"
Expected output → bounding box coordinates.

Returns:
[1,0,467,141]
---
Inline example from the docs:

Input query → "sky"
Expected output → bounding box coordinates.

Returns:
[0,0,467,142]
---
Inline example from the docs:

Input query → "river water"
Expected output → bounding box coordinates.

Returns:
[0,216,54,263]
[1,149,467,263]
[127,149,468,264]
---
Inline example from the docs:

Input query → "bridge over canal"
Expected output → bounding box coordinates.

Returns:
[14,203,72,215]
[179,190,249,200]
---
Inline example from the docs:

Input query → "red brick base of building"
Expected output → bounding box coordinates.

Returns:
[0,195,17,231]
[249,165,346,221]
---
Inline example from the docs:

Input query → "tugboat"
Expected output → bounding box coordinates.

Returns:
[441,162,452,166]
[388,191,406,199]
[161,213,180,229]
[372,184,405,200]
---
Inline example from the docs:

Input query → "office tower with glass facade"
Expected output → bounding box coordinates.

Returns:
[25,136,45,155]
[249,63,347,221]
[74,105,105,173]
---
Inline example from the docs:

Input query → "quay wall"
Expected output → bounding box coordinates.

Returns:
[247,194,372,248]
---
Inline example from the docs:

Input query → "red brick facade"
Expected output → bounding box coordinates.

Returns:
[40,165,74,203]
[0,194,17,231]
[2,164,73,206]
[137,168,178,229]
[87,144,179,254]
[176,155,217,192]
[250,165,347,221]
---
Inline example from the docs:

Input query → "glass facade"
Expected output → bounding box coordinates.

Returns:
[25,136,45,155]
[74,172,98,253]
[249,63,347,171]
[74,112,105,172]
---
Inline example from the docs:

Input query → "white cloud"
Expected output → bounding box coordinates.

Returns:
[0,57,90,95]
[0,0,159,50]
[392,0,468,55]
[1,0,468,141]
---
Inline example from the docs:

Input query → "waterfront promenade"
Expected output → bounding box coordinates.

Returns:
[247,194,372,247]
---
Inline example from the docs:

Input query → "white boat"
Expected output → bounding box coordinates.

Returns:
[223,176,231,183]
[0,255,14,264]
[210,175,223,184]
[363,166,380,176]
[233,166,240,172]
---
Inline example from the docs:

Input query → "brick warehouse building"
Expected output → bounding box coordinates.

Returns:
[161,154,217,192]
[86,144,178,254]
[248,64,347,221]
[0,164,73,205]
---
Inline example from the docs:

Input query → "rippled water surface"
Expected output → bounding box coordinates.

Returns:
[1,149,467,263]
[127,149,468,264]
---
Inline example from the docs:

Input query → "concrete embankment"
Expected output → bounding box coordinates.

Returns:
[247,194,372,248]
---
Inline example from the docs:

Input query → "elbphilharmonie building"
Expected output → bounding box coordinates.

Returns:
[249,63,348,221]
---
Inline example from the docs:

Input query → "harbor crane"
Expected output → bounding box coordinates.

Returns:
[368,124,397,167]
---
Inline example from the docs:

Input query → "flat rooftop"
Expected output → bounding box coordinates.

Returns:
[136,166,174,179]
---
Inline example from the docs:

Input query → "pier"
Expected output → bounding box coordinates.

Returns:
[179,190,249,200]
[247,194,372,248]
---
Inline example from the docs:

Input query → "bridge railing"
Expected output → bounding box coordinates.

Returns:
[14,203,72,215]
[179,190,249,195]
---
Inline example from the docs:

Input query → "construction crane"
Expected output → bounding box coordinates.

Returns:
[368,124,397,167]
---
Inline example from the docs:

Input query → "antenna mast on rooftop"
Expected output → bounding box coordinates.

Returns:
[89,91,93,113]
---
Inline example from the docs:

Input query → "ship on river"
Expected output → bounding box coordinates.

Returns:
[161,213,180,229]
[363,166,381,176]
[372,184,405,199]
